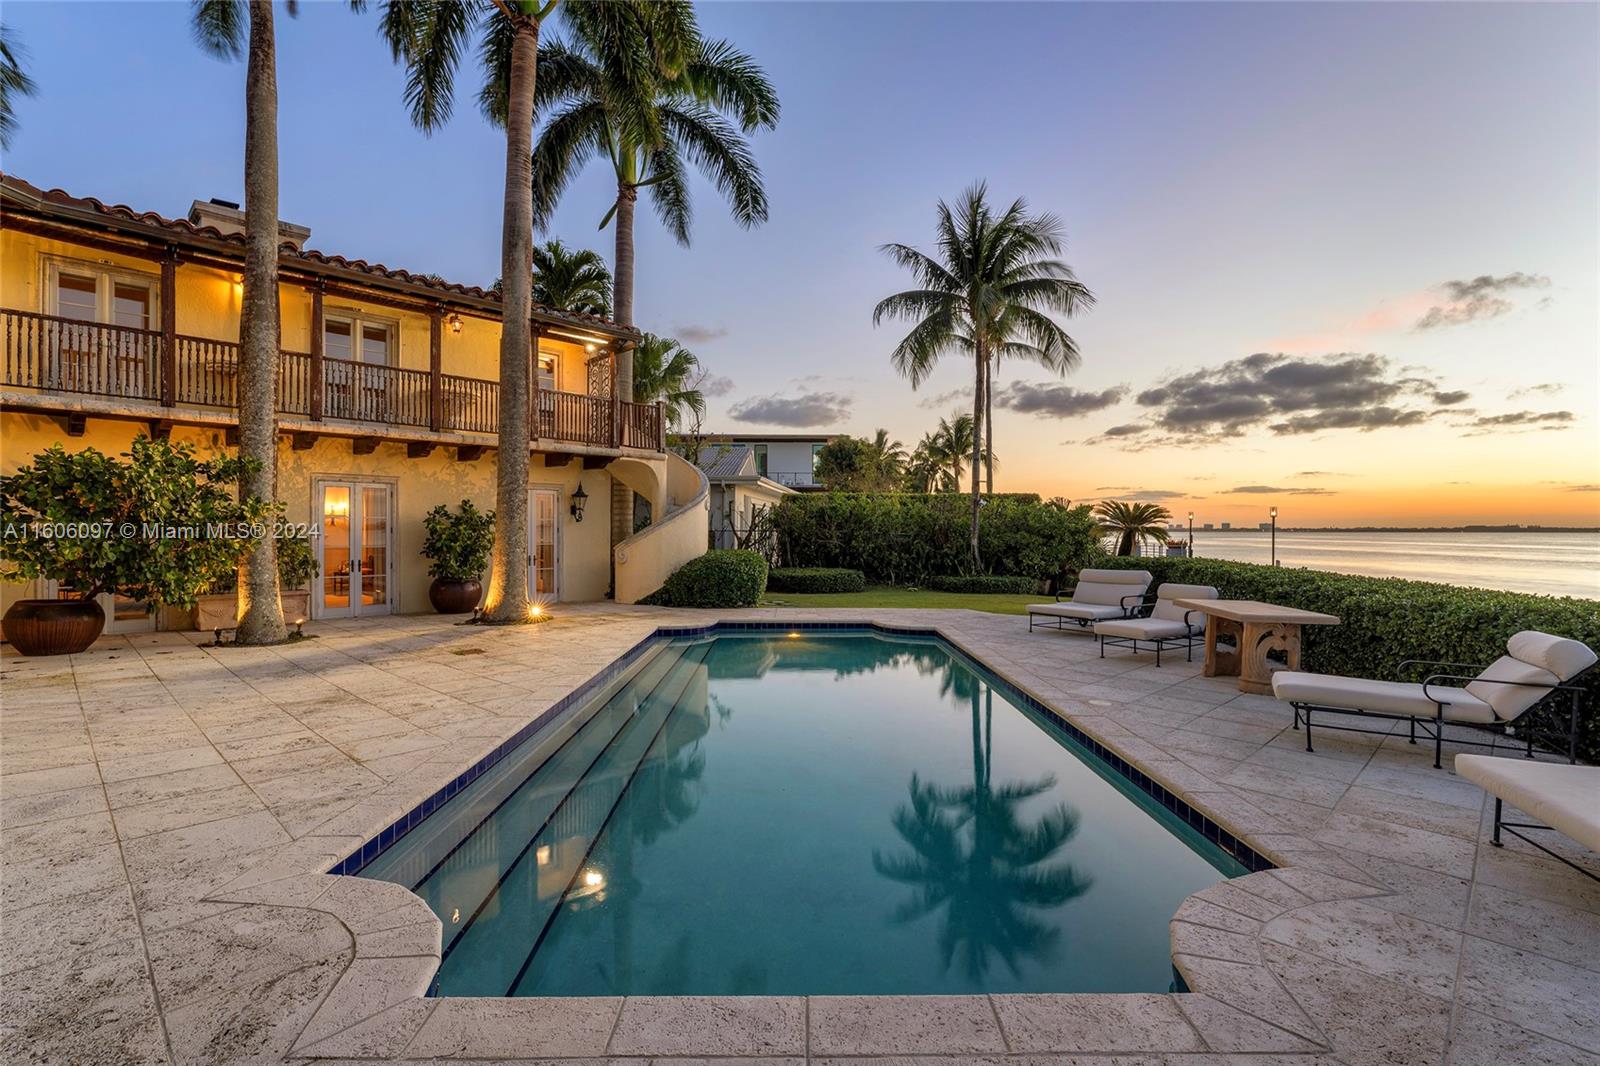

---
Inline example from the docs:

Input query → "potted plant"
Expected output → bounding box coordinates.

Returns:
[1,438,266,655]
[191,532,319,634]
[421,500,495,613]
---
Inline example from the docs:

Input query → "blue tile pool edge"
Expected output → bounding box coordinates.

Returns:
[329,621,1274,878]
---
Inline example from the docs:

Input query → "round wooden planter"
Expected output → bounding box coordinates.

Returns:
[2,598,106,656]
[428,578,483,614]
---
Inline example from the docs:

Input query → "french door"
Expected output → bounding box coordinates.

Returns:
[315,481,394,618]
[530,488,559,599]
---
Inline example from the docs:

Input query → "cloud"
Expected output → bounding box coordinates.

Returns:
[727,390,851,428]
[1292,470,1344,477]
[1431,390,1471,406]
[1220,485,1338,496]
[1097,423,1149,438]
[1414,273,1550,330]
[994,383,1128,419]
[917,387,971,411]
[1104,489,1192,501]
[1134,352,1457,438]
[1461,409,1575,433]
[1512,382,1565,399]
[675,324,729,344]
[696,374,736,398]
[1564,484,1600,492]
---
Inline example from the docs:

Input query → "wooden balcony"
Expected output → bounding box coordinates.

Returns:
[1,308,665,453]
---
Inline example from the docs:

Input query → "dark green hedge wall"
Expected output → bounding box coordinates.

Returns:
[1098,556,1600,760]
[641,550,769,608]
[925,574,1041,594]
[772,493,1100,584]
[767,567,867,593]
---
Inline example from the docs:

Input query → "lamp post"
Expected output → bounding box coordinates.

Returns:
[1270,507,1278,566]
[1187,511,1195,557]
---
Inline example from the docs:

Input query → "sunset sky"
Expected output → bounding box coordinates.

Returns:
[4,1,1596,526]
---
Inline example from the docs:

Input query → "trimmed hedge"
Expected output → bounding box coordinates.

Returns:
[641,550,769,608]
[772,493,1101,584]
[925,574,1040,594]
[767,567,866,594]
[1098,556,1600,761]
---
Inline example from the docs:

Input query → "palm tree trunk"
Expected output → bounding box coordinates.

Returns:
[984,360,994,495]
[233,0,286,646]
[610,183,638,559]
[481,11,539,624]
[969,346,984,570]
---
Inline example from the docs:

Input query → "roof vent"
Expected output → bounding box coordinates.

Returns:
[187,198,311,250]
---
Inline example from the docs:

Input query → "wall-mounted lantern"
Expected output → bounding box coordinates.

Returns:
[447,312,463,335]
[570,483,589,523]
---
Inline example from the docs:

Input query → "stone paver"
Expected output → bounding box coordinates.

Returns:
[2,604,1596,1064]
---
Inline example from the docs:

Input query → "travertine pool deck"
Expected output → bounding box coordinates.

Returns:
[2,605,1596,1065]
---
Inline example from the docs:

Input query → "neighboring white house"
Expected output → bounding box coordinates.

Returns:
[698,433,838,490]
[698,445,797,548]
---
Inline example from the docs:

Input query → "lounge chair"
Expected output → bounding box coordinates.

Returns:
[1456,753,1599,882]
[1272,630,1596,768]
[1093,583,1218,666]
[1027,569,1152,634]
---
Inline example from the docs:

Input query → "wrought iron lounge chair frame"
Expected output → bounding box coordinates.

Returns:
[1288,658,1592,769]
[1487,797,1600,883]
[1096,598,1209,667]
[1027,592,1147,634]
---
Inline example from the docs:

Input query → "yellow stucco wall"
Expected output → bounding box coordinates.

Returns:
[0,411,620,621]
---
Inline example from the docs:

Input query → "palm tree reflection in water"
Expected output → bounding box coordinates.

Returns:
[873,684,1092,981]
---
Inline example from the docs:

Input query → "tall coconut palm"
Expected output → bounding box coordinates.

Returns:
[1093,500,1172,557]
[630,333,704,429]
[866,429,906,487]
[192,0,292,644]
[530,238,612,316]
[0,24,37,151]
[378,0,564,623]
[531,16,774,554]
[875,183,1095,567]
[904,435,945,494]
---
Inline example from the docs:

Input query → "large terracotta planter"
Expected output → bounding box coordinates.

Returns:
[428,578,482,614]
[191,590,313,633]
[2,598,106,656]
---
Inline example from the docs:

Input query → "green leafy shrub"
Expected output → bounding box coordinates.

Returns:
[1097,556,1600,761]
[422,500,496,581]
[642,550,768,608]
[0,437,269,610]
[767,567,866,593]
[771,493,1100,584]
[202,530,319,594]
[925,574,1039,594]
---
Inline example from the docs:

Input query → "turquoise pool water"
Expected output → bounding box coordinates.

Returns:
[358,630,1247,997]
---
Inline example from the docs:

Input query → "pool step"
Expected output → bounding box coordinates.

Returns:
[429,641,715,996]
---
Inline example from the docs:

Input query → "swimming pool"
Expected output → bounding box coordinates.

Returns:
[355,627,1256,997]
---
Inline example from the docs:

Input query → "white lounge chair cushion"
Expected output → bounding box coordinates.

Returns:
[1069,568,1153,607]
[1151,583,1217,624]
[1029,602,1126,621]
[1455,754,1600,855]
[1506,630,1598,681]
[1095,617,1196,640]
[1466,656,1561,721]
[1271,671,1497,724]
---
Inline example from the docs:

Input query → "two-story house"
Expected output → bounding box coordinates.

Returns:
[695,433,839,491]
[0,174,707,632]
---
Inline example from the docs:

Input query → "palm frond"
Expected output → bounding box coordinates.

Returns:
[660,103,768,229]
[380,0,479,134]
[530,100,610,229]
[642,141,691,244]
[0,25,38,150]
[681,38,779,131]
[190,0,246,60]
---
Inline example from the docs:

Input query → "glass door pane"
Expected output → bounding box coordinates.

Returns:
[321,485,352,615]
[361,486,390,609]
[532,490,557,597]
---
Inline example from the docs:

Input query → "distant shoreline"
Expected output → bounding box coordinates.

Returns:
[1176,526,1600,534]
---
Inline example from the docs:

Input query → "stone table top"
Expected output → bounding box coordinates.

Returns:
[1175,598,1342,626]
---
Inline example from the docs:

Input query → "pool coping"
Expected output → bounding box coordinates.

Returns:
[191,611,1480,1059]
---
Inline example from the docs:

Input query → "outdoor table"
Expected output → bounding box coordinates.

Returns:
[1173,598,1341,694]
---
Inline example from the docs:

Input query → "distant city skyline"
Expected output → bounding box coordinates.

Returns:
[3,1,1595,525]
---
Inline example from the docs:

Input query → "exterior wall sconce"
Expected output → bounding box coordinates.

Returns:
[447,313,463,335]
[570,483,588,522]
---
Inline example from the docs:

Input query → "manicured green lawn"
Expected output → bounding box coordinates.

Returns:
[759,585,1039,615]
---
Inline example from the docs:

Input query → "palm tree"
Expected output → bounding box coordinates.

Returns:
[1093,500,1172,557]
[630,333,704,430]
[866,429,906,487]
[378,0,563,623]
[875,183,1095,567]
[984,301,1090,493]
[904,434,946,494]
[530,238,612,316]
[930,414,995,495]
[0,24,37,150]
[193,0,293,644]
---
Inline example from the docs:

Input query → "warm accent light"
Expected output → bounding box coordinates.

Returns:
[447,312,463,335]
[585,343,596,353]
[582,869,605,888]
[569,483,589,522]
[536,845,551,866]
[528,603,544,620]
